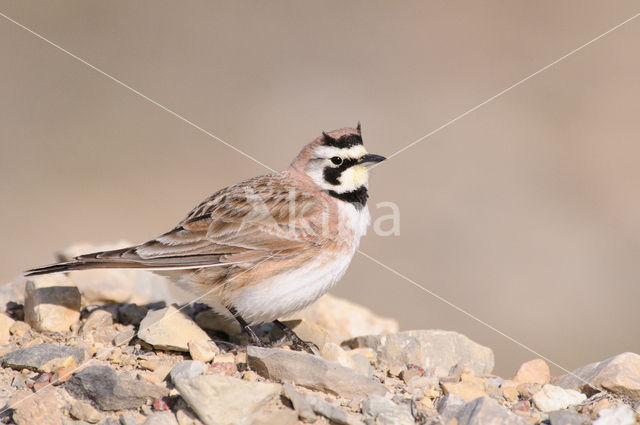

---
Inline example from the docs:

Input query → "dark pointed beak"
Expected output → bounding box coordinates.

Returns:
[358,153,386,167]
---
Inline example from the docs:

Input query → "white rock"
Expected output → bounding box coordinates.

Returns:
[24,274,81,333]
[138,305,212,352]
[320,342,371,377]
[593,404,637,425]
[188,339,219,362]
[532,384,587,412]
[173,373,281,425]
[0,313,15,345]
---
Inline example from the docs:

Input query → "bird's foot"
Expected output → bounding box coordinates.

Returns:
[272,320,318,355]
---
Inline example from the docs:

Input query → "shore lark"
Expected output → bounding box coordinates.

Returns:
[25,125,385,352]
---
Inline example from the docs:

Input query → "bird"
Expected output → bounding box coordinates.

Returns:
[25,124,385,352]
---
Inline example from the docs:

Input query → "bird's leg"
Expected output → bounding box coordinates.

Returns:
[228,306,265,348]
[272,320,317,355]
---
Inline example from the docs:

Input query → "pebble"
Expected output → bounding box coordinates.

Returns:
[593,404,637,425]
[455,396,530,425]
[138,305,212,352]
[556,352,640,401]
[188,340,219,363]
[118,302,165,326]
[306,395,364,425]
[65,365,167,410]
[9,320,31,337]
[441,377,488,402]
[173,373,281,425]
[119,415,140,425]
[1,344,86,372]
[513,358,551,385]
[81,309,118,345]
[142,412,179,425]
[70,400,102,423]
[23,274,81,333]
[169,360,207,384]
[252,409,299,425]
[361,394,414,425]
[247,346,387,399]
[436,393,467,423]
[532,384,587,412]
[9,389,64,425]
[282,382,317,423]
[285,293,399,342]
[0,312,15,344]
[548,409,590,425]
[343,330,494,377]
[321,342,372,377]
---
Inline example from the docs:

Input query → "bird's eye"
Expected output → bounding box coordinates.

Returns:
[330,156,343,165]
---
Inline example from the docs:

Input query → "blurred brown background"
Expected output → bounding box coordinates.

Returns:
[1,1,639,376]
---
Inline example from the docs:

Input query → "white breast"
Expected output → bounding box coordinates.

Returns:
[230,203,371,324]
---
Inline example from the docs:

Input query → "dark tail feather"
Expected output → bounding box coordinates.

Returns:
[24,261,98,276]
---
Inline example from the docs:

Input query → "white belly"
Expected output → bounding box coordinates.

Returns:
[231,203,371,324]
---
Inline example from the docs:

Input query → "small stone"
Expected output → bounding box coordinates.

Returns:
[142,412,179,425]
[441,379,487,402]
[343,330,494,377]
[138,305,212,352]
[119,415,140,425]
[65,365,167,411]
[1,344,86,372]
[174,373,281,425]
[593,404,636,425]
[170,361,206,384]
[247,346,387,399]
[10,389,64,425]
[99,419,120,425]
[282,382,317,423]
[24,274,81,333]
[210,361,237,376]
[9,320,31,337]
[81,309,117,345]
[252,410,299,425]
[118,303,159,326]
[285,293,398,342]
[455,396,529,425]
[175,409,203,425]
[548,410,590,425]
[513,358,551,385]
[188,340,219,363]
[501,385,519,402]
[436,393,466,424]
[70,400,102,423]
[532,384,587,412]
[556,352,640,400]
[306,395,364,425]
[0,313,15,344]
[361,394,414,425]
[113,326,135,346]
[321,342,371,377]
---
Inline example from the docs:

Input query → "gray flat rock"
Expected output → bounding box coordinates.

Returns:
[169,360,206,384]
[343,330,494,377]
[307,395,364,425]
[247,347,387,399]
[65,365,167,411]
[361,394,414,425]
[1,344,86,372]
[455,397,529,425]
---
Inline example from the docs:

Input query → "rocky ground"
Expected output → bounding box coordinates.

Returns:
[0,246,639,425]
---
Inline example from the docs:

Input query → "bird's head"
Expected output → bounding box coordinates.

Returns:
[292,124,385,204]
